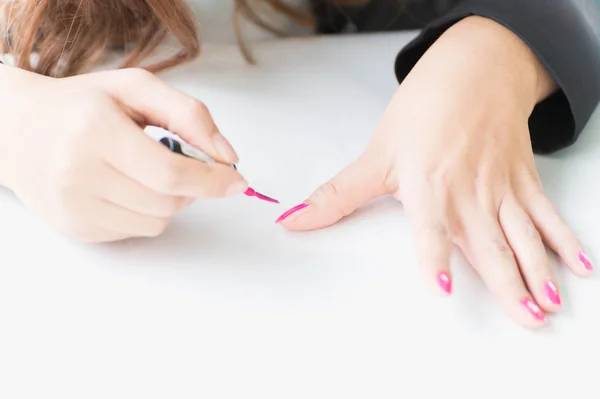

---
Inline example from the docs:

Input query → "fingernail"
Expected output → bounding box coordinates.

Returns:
[520,297,546,322]
[578,252,593,271]
[226,180,249,197]
[213,133,238,164]
[437,271,452,294]
[276,203,309,223]
[543,280,561,305]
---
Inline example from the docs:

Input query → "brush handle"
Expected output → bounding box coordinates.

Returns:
[158,137,237,170]
[158,137,277,203]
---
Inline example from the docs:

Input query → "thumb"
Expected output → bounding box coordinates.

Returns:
[278,151,393,231]
[92,68,238,164]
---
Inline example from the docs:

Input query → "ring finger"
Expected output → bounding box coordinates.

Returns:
[89,162,191,217]
[77,196,172,238]
[499,195,561,312]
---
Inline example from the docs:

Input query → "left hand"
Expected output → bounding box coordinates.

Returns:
[277,16,593,328]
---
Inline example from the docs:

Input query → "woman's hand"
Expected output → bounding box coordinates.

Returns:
[277,16,593,328]
[0,67,247,242]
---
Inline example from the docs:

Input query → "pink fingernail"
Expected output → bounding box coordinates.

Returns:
[520,297,546,322]
[543,281,561,305]
[276,203,309,223]
[578,252,593,271]
[437,272,452,294]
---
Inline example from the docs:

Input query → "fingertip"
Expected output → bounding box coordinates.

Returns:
[225,180,250,197]
[527,279,561,315]
[435,271,453,295]
[492,290,549,328]
[198,162,247,198]
[519,297,548,327]
[577,251,594,274]
[561,251,594,278]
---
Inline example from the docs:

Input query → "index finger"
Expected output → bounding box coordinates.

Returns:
[92,68,237,164]
[103,115,247,198]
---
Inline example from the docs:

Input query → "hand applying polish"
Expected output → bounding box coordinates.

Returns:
[158,137,278,203]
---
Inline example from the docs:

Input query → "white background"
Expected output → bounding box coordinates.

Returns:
[1,32,600,398]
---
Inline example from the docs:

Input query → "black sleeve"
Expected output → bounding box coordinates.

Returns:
[394,0,600,154]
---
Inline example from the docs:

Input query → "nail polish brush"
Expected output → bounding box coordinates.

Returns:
[158,136,278,203]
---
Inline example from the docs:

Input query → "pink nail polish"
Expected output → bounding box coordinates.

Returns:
[520,298,546,322]
[276,203,309,223]
[579,252,593,271]
[437,271,452,294]
[543,281,561,305]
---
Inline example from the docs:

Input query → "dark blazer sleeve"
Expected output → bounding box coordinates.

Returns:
[394,0,600,154]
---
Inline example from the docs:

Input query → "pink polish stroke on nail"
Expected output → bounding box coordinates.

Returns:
[520,298,546,322]
[578,252,593,271]
[244,187,279,203]
[276,203,309,223]
[544,281,561,305]
[437,272,452,294]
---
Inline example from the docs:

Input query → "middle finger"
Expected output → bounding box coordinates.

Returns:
[499,195,561,312]
[459,208,547,328]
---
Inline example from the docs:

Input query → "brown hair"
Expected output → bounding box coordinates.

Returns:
[0,0,372,77]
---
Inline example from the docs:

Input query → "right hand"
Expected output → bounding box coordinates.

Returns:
[0,67,248,242]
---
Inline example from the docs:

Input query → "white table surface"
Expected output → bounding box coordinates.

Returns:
[1,32,600,398]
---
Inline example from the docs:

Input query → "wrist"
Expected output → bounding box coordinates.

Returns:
[0,65,48,189]
[441,16,557,108]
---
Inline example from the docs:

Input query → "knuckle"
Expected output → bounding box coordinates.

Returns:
[382,163,398,194]
[515,176,544,208]
[123,67,156,84]
[167,98,210,134]
[182,99,209,124]
[314,181,339,200]
[489,237,514,256]
[312,181,351,217]
[422,167,451,188]
[473,168,492,195]
[518,167,543,190]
